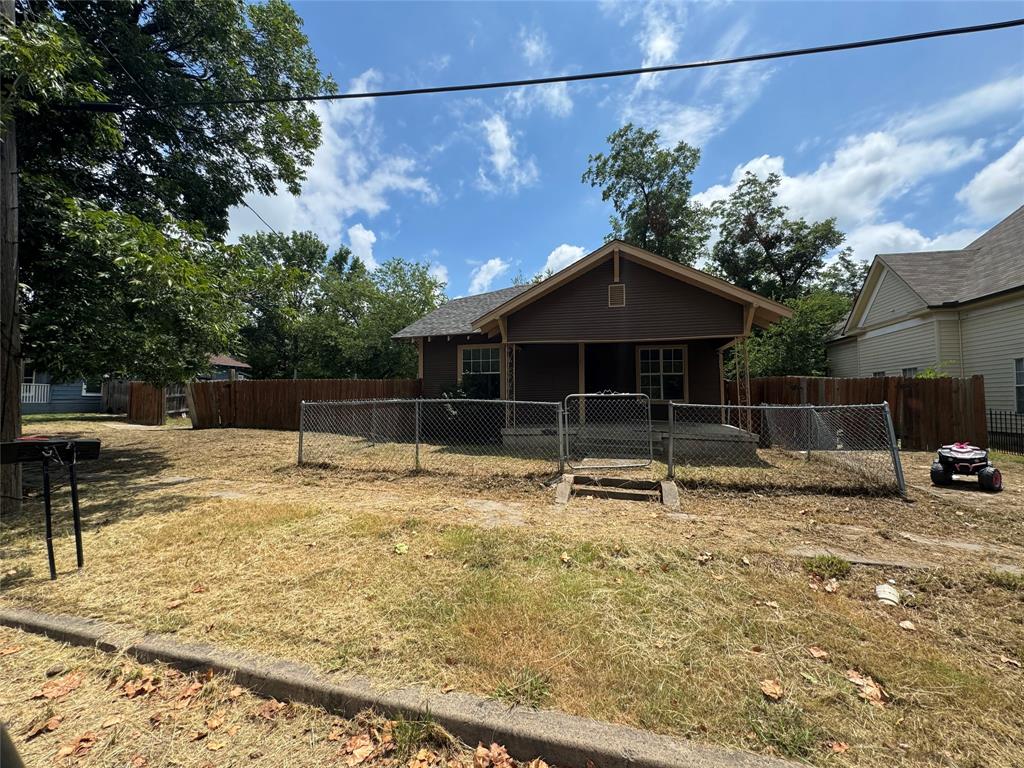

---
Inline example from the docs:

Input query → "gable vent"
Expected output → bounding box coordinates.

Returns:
[608,283,626,308]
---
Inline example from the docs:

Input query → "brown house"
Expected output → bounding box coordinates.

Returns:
[394,241,791,413]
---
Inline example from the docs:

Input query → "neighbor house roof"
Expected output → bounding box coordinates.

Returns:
[209,354,251,369]
[832,205,1024,341]
[877,205,1024,307]
[391,285,530,339]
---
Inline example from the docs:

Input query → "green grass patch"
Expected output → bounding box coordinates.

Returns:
[802,554,852,580]
[746,699,824,759]
[493,667,553,709]
[984,569,1024,592]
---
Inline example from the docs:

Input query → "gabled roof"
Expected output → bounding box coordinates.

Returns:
[209,354,251,369]
[391,285,530,339]
[836,205,1024,339]
[473,240,793,331]
[878,205,1024,306]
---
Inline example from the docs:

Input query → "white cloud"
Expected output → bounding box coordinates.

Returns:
[894,75,1024,140]
[507,82,573,118]
[621,18,773,146]
[428,261,449,286]
[956,136,1024,222]
[227,70,436,248]
[476,114,539,193]
[520,28,549,67]
[695,132,985,228]
[347,223,378,269]
[468,257,510,294]
[633,1,688,92]
[844,222,985,262]
[542,243,587,274]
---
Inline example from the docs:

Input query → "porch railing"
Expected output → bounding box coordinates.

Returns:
[21,383,51,404]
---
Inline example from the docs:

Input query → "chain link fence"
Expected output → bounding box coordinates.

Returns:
[298,397,905,495]
[564,393,653,470]
[668,403,905,495]
[299,398,563,477]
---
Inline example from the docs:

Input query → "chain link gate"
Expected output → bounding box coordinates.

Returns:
[563,392,653,470]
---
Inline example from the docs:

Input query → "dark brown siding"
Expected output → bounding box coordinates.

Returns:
[512,343,579,402]
[507,256,744,342]
[687,340,723,404]
[421,334,494,398]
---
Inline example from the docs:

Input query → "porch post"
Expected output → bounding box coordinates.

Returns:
[577,342,586,423]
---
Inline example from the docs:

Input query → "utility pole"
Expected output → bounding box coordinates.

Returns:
[1,0,23,514]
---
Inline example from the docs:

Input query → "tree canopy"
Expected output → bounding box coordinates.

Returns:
[7,0,334,385]
[583,124,710,265]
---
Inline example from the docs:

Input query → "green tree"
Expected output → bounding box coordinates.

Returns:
[24,200,246,386]
[583,124,710,265]
[710,172,847,302]
[9,0,333,384]
[237,231,328,379]
[817,249,869,299]
[743,290,852,377]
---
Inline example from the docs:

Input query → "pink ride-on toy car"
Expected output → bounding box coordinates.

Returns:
[931,442,1002,492]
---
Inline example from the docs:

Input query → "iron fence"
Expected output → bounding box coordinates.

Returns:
[668,403,905,495]
[988,409,1024,455]
[299,398,563,477]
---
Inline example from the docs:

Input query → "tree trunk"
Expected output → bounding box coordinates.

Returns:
[1,0,22,513]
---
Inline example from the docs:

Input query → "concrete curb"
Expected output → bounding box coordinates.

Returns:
[1,607,792,768]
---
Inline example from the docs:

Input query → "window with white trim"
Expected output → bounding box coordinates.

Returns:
[82,379,102,396]
[1015,358,1024,414]
[638,346,685,401]
[22,366,35,385]
[872,371,886,378]
[901,367,918,378]
[460,346,501,399]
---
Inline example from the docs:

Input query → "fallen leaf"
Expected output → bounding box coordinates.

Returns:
[226,724,240,737]
[130,754,148,768]
[205,712,225,730]
[1000,655,1022,668]
[824,579,839,593]
[166,598,185,609]
[25,715,62,741]
[696,552,713,564]
[327,722,347,741]
[341,733,374,766]
[474,743,514,768]
[190,729,208,742]
[408,747,438,768]
[759,678,784,701]
[525,760,551,768]
[845,669,888,708]
[124,676,160,699]
[56,732,98,759]
[191,584,208,593]
[0,645,23,656]
[33,672,82,701]
[227,685,244,699]
[808,646,830,660]
[101,716,123,729]
[255,698,286,720]
[899,620,916,631]
[206,741,226,751]
[559,551,570,564]
[830,741,850,753]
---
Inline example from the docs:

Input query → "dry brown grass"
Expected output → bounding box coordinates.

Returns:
[3,418,1024,766]
[0,625,490,767]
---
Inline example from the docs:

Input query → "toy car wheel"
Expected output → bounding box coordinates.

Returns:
[978,466,1002,492]
[930,462,953,486]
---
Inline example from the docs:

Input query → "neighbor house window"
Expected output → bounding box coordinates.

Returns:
[1016,358,1024,414]
[638,346,685,401]
[459,346,501,399]
[902,367,918,378]
[22,366,35,385]
[81,379,102,397]
[872,371,886,377]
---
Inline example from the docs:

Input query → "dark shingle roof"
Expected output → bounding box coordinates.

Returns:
[877,205,1024,306]
[392,284,531,339]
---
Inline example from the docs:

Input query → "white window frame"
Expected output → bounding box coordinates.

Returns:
[901,367,918,378]
[872,371,886,378]
[457,344,502,398]
[22,367,36,385]
[1015,358,1024,414]
[81,379,102,397]
[635,345,688,403]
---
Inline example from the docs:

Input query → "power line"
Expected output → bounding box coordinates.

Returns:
[241,200,279,235]
[67,17,1024,113]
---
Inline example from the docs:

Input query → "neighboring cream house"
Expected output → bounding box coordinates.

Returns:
[827,206,1024,413]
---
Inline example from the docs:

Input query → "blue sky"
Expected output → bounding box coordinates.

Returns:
[227,1,1024,297]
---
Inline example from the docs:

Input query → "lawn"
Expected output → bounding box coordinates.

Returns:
[2,417,1023,766]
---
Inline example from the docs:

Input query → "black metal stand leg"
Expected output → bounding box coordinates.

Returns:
[69,462,84,569]
[42,458,56,580]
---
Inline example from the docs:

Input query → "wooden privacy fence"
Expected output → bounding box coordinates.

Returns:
[100,379,130,413]
[725,375,987,450]
[187,378,422,430]
[126,382,166,426]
